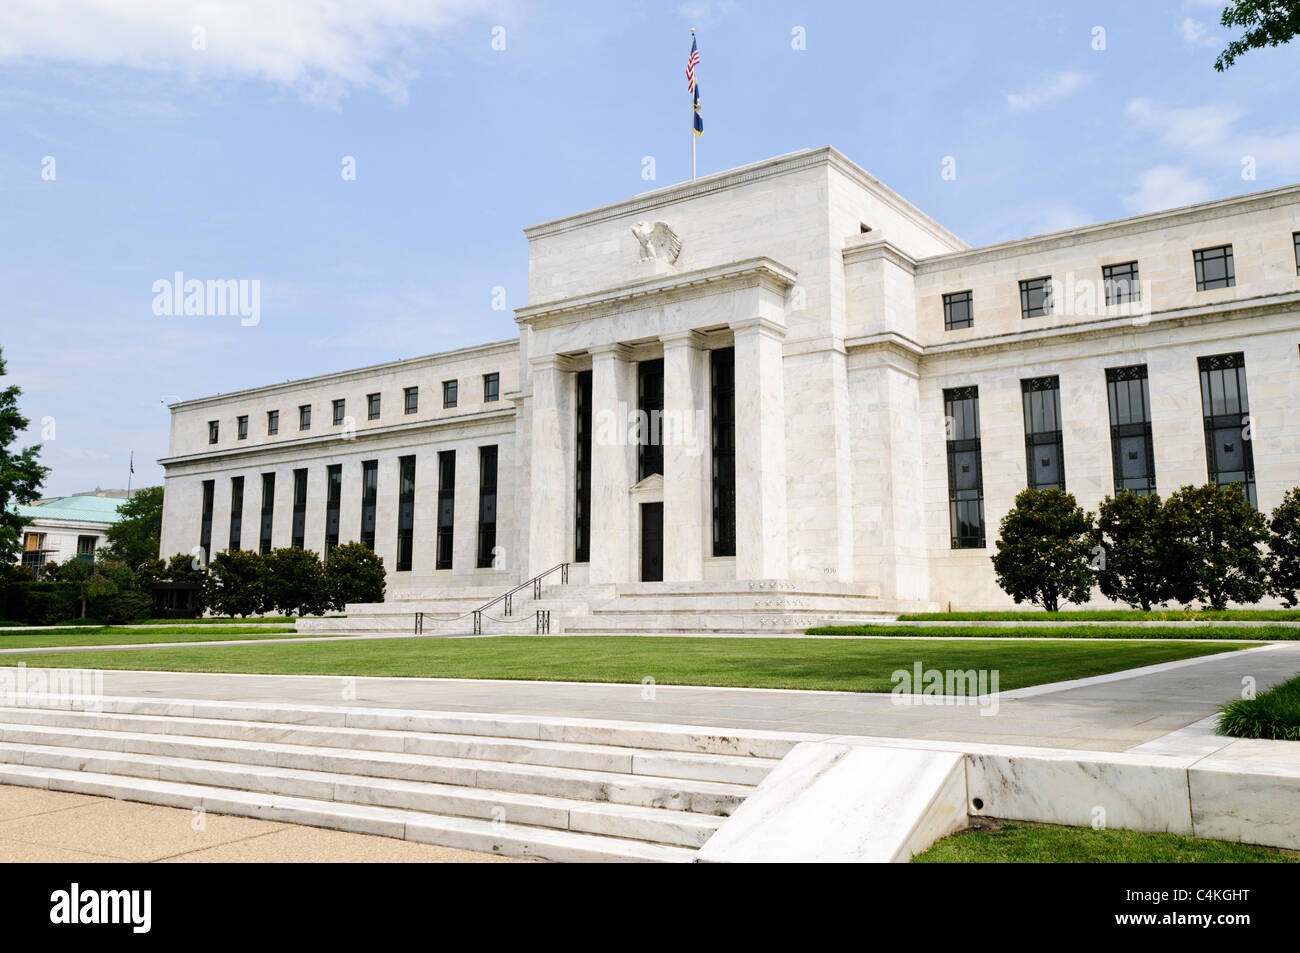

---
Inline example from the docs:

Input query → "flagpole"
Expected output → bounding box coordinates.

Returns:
[690,28,697,181]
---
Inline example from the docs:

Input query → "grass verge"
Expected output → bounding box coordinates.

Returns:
[896,610,1300,622]
[0,626,302,650]
[1219,674,1300,741]
[809,624,1298,640]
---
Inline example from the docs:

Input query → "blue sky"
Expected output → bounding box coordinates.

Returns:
[1,0,1296,495]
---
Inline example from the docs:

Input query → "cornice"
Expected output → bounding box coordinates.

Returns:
[842,239,920,272]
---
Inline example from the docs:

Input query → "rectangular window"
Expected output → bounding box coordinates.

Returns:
[1293,231,1299,275]
[436,450,456,570]
[942,290,973,331]
[367,393,380,420]
[1198,352,1256,508]
[637,358,664,480]
[1194,244,1235,290]
[1102,261,1140,305]
[483,373,500,402]
[944,386,985,549]
[208,420,219,444]
[237,415,248,440]
[574,369,593,563]
[298,404,311,430]
[1105,365,1157,496]
[324,464,341,555]
[1021,376,1065,491]
[1019,277,1053,319]
[291,468,308,549]
[396,455,415,572]
[332,398,345,426]
[477,445,498,568]
[200,479,215,562]
[259,473,275,554]
[442,379,458,408]
[360,460,377,550]
[76,535,97,562]
[21,533,46,569]
[711,347,736,557]
[229,476,244,551]
[404,386,418,414]
[267,410,279,435]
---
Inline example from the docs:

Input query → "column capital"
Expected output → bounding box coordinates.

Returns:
[529,353,579,373]
[729,316,786,339]
[587,342,634,362]
[658,329,708,350]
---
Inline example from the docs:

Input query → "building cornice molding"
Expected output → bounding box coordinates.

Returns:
[729,315,788,339]
[842,239,919,272]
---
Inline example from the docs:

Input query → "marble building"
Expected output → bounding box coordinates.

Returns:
[158,147,1300,614]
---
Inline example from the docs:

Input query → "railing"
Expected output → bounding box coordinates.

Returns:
[414,612,423,635]
[472,562,569,635]
[536,609,551,635]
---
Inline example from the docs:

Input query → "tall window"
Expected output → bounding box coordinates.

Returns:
[1103,261,1140,305]
[442,380,458,408]
[1194,245,1235,290]
[229,476,244,551]
[404,386,418,414]
[1019,277,1053,318]
[208,420,219,444]
[1198,353,1256,507]
[944,386,985,549]
[259,473,275,554]
[1021,376,1065,491]
[76,536,97,562]
[199,480,215,562]
[637,358,664,479]
[477,445,498,568]
[332,399,345,426]
[237,415,249,440]
[1105,365,1157,496]
[298,404,311,430]
[710,347,736,557]
[267,410,279,435]
[291,468,308,549]
[436,451,456,570]
[367,393,381,420]
[396,455,415,572]
[943,290,973,331]
[21,533,47,569]
[483,373,500,402]
[360,460,377,550]
[1293,231,1300,275]
[574,369,593,563]
[324,465,341,555]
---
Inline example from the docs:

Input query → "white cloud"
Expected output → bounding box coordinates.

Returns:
[1178,18,1219,49]
[1125,97,1300,178]
[1006,71,1091,111]
[0,0,482,106]
[1122,165,1213,214]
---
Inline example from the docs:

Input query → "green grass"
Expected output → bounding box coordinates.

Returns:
[913,821,1300,863]
[0,625,302,650]
[809,624,1299,640]
[0,636,1250,692]
[896,609,1300,622]
[1219,674,1300,741]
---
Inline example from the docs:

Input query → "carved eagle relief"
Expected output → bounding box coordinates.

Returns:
[631,220,682,264]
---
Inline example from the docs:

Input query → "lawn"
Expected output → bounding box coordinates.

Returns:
[896,610,1300,622]
[0,635,1251,693]
[0,625,302,650]
[0,616,305,627]
[809,624,1299,640]
[1219,673,1300,741]
[913,821,1300,863]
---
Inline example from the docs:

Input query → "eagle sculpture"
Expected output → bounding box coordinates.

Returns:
[631,221,682,264]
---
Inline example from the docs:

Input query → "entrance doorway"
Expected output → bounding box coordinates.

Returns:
[640,502,663,582]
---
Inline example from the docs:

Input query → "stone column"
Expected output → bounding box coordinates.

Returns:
[661,330,709,581]
[527,356,575,576]
[588,344,637,585]
[731,317,789,579]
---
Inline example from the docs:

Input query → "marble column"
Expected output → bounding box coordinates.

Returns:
[731,317,789,579]
[588,344,637,585]
[661,330,709,581]
[527,356,575,576]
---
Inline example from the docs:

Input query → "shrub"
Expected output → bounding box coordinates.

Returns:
[324,542,386,612]
[1162,483,1268,610]
[1090,491,1169,611]
[1219,675,1300,741]
[1267,488,1300,607]
[991,488,1095,612]
[263,547,328,617]
[203,549,267,617]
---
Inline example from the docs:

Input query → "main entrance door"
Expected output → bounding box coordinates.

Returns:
[640,502,663,582]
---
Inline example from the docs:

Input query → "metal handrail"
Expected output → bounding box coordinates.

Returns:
[473,562,569,635]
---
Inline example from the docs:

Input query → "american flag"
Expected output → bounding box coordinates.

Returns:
[686,33,699,91]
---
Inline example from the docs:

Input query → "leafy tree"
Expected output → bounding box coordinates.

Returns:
[1162,483,1269,609]
[991,488,1096,612]
[102,485,164,569]
[324,541,386,612]
[1091,491,1169,611]
[1215,1,1300,70]
[1266,488,1300,607]
[263,547,328,617]
[58,558,120,619]
[203,549,267,618]
[0,347,49,566]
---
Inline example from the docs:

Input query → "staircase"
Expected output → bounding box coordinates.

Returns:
[0,697,794,862]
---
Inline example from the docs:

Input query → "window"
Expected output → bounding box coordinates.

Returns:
[1102,261,1140,305]
[944,386,985,549]
[22,532,47,569]
[298,404,311,430]
[442,379,458,408]
[324,464,341,555]
[637,358,664,479]
[1021,376,1065,491]
[367,393,381,420]
[259,473,275,554]
[237,415,249,440]
[267,410,279,435]
[396,455,415,572]
[711,347,736,557]
[1194,245,1235,290]
[1198,353,1256,507]
[332,399,345,426]
[404,386,418,414]
[477,445,498,568]
[229,476,244,551]
[483,373,500,402]
[437,450,456,570]
[291,468,308,549]
[76,535,97,562]
[943,291,973,331]
[200,479,215,563]
[574,370,592,563]
[1105,365,1157,496]
[208,420,219,444]
[1019,277,1053,319]
[1293,232,1299,275]
[360,460,377,550]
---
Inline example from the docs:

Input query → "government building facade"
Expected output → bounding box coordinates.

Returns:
[158,147,1300,620]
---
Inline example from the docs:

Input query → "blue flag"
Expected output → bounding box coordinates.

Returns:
[693,84,703,137]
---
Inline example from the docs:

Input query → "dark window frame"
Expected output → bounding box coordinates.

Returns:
[229,475,244,552]
[574,369,593,563]
[396,455,415,572]
[404,386,419,415]
[1105,364,1158,496]
[436,450,456,570]
[367,393,381,420]
[291,468,308,549]
[944,386,985,549]
[942,290,973,331]
[477,445,498,569]
[1198,352,1256,508]
[298,404,311,431]
[1193,244,1235,291]
[637,358,665,480]
[324,464,342,555]
[710,347,736,557]
[259,473,275,555]
[483,373,500,402]
[1293,231,1299,276]
[208,420,219,444]
[359,460,378,550]
[332,398,346,427]
[1102,261,1140,305]
[442,379,458,408]
[236,415,248,440]
[199,480,215,562]
[267,410,279,435]
[1019,277,1053,319]
[1021,376,1065,491]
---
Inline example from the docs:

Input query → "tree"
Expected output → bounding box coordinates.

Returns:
[1091,491,1169,611]
[1215,1,1300,71]
[991,489,1096,612]
[263,547,328,617]
[59,558,120,619]
[102,485,164,569]
[203,549,267,618]
[0,347,49,566]
[1266,488,1300,607]
[1162,483,1269,609]
[324,542,386,612]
